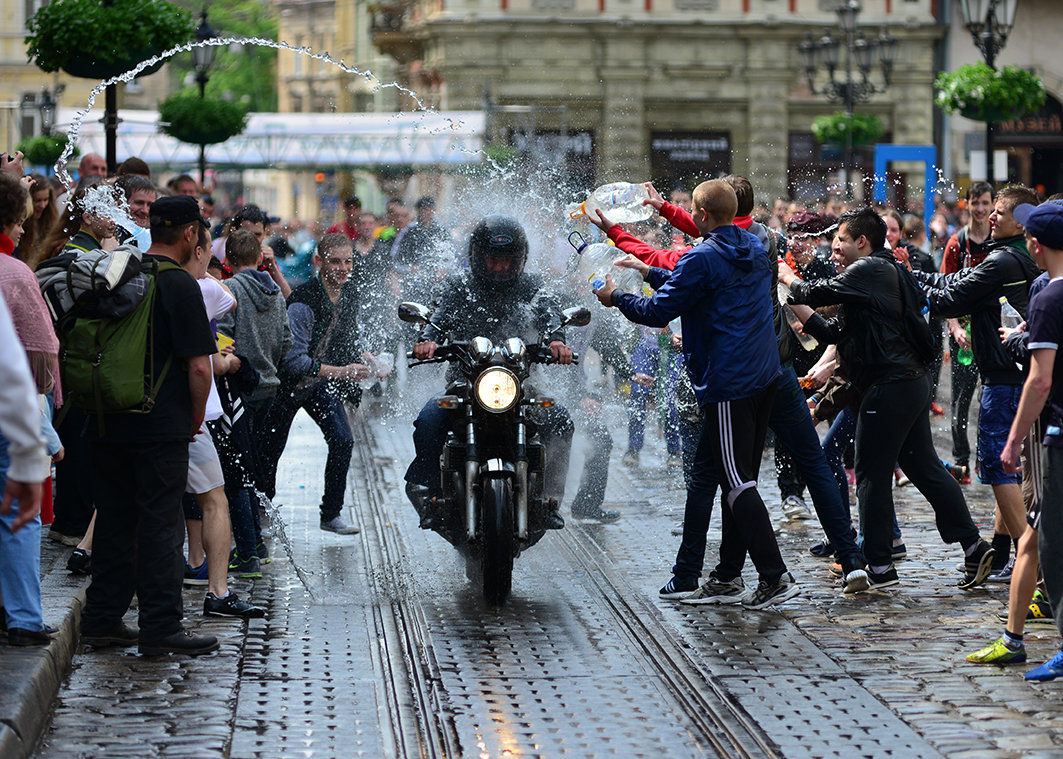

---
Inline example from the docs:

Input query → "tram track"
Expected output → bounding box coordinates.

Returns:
[349,410,462,759]
[351,412,778,758]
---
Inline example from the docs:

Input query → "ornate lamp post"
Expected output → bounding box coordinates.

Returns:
[798,0,896,201]
[958,0,1018,187]
[38,88,57,137]
[193,9,217,190]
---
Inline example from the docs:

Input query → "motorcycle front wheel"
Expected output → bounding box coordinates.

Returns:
[481,477,515,606]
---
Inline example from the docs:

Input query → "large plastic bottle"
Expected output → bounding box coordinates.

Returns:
[569,182,653,224]
[777,281,819,351]
[957,324,974,366]
[999,296,1023,329]
[567,232,645,294]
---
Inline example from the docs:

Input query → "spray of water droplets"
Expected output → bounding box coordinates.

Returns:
[54,36,463,185]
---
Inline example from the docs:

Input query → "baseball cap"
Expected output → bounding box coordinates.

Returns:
[149,195,209,229]
[1013,202,1063,250]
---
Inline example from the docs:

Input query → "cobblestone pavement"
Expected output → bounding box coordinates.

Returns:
[28,375,1063,759]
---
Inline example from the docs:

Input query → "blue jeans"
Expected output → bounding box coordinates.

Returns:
[628,340,681,454]
[673,366,862,579]
[262,383,355,521]
[0,436,44,632]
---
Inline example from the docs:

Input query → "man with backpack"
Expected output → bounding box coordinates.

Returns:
[79,196,220,656]
[781,206,995,591]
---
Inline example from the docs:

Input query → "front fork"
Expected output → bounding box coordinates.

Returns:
[464,404,478,541]
[462,404,530,542]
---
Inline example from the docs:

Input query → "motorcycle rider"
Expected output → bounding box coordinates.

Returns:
[404,215,575,530]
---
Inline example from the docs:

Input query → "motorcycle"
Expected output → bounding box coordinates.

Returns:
[399,301,590,605]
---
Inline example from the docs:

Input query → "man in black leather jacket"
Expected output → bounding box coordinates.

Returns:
[911,185,1041,575]
[404,215,575,528]
[781,206,994,591]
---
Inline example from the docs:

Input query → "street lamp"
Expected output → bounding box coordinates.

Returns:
[38,88,57,137]
[958,0,1019,187]
[193,9,217,190]
[798,0,896,201]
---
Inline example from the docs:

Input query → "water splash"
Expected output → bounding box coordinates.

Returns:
[55,36,458,184]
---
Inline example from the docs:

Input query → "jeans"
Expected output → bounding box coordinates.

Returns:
[262,383,355,522]
[628,340,681,454]
[854,374,978,566]
[52,407,94,537]
[0,436,44,632]
[674,367,862,579]
[570,408,613,514]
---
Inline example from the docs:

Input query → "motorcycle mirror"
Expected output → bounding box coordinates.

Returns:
[398,302,432,324]
[560,306,592,328]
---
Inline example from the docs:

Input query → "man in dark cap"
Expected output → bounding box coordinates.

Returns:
[80,195,221,656]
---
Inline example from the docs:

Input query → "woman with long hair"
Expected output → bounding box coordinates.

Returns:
[18,173,58,271]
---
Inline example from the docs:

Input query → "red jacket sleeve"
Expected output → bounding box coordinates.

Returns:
[606,225,685,270]
[940,233,961,274]
[659,202,700,238]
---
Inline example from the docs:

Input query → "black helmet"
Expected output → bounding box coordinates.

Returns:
[468,214,528,286]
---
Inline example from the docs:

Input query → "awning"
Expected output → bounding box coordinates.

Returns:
[58,108,485,169]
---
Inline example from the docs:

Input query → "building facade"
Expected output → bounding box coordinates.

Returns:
[369,0,943,203]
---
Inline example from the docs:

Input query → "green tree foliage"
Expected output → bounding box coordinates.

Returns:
[26,0,193,77]
[168,0,279,112]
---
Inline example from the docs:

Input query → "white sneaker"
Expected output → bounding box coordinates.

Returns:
[782,495,812,520]
[321,515,360,535]
[670,521,684,536]
[682,573,748,605]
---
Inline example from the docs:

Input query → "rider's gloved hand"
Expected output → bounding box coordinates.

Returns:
[413,341,437,360]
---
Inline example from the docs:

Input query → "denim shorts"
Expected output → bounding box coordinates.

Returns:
[977,383,1022,486]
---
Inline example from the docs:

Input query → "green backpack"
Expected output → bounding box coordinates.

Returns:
[58,259,182,422]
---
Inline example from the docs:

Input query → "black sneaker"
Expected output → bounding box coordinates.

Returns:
[659,575,699,600]
[204,592,265,619]
[229,554,262,579]
[743,572,800,610]
[139,630,220,657]
[958,539,996,590]
[571,505,621,523]
[809,538,836,558]
[82,622,139,648]
[866,566,900,590]
[183,560,209,586]
[67,548,92,575]
[256,540,271,565]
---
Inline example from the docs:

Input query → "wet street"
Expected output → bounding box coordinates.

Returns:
[30,374,1063,759]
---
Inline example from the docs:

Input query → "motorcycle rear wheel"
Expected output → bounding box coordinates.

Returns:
[481,478,515,606]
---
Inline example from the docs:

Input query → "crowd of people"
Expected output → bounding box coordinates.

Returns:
[0,146,1061,683]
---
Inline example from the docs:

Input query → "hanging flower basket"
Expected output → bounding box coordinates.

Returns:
[158,90,248,146]
[25,0,193,80]
[811,112,884,147]
[16,133,79,167]
[935,63,1046,123]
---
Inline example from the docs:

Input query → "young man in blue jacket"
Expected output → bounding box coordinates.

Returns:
[594,179,798,609]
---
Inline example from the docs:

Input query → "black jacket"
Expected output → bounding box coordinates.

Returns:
[912,236,1039,385]
[790,249,925,393]
[423,271,565,381]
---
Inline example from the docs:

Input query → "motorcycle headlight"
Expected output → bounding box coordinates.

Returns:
[474,367,519,412]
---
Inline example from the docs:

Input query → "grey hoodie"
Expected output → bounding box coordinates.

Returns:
[217,269,293,401]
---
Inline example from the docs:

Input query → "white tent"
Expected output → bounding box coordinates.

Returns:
[58,108,485,169]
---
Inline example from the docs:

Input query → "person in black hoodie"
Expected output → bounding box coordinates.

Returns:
[911,185,1041,577]
[782,206,994,591]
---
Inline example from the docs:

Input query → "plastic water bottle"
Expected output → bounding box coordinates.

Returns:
[777,282,819,351]
[999,296,1023,329]
[957,324,974,366]
[567,232,646,294]
[569,182,653,224]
